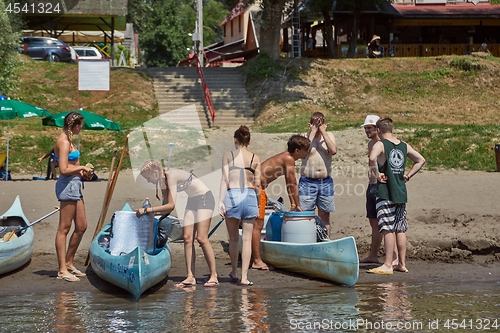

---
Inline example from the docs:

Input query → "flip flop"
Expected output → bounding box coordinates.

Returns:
[69,269,86,277]
[239,281,254,287]
[251,265,274,271]
[57,275,80,282]
[174,282,196,288]
[366,268,393,275]
[203,281,219,287]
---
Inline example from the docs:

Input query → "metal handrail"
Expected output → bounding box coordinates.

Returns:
[194,54,216,125]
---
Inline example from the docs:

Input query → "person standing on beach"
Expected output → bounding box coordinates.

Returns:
[367,117,425,274]
[38,149,58,180]
[219,125,261,286]
[299,112,337,236]
[359,115,399,264]
[136,160,219,288]
[54,112,93,282]
[251,135,311,270]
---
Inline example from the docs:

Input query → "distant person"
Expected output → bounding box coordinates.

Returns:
[367,117,425,275]
[368,35,383,58]
[219,125,261,286]
[38,149,58,180]
[358,115,398,264]
[300,112,337,236]
[136,160,219,288]
[54,112,93,282]
[251,135,311,270]
[478,43,490,54]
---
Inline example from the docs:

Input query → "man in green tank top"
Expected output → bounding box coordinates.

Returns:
[367,117,426,275]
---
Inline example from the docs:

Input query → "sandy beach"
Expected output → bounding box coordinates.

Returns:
[1,127,499,295]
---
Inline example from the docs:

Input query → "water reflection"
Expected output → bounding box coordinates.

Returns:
[241,288,270,333]
[54,291,85,333]
[0,282,497,332]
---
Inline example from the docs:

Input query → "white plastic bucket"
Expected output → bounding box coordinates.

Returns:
[281,211,316,243]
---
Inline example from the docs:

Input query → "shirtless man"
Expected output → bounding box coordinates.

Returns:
[251,135,311,270]
[299,112,337,236]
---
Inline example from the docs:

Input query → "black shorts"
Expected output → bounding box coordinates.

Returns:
[185,191,215,212]
[366,183,377,219]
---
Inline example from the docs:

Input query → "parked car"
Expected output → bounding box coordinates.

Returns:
[72,46,105,60]
[22,36,73,62]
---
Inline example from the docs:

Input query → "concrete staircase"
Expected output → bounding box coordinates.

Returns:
[148,67,255,129]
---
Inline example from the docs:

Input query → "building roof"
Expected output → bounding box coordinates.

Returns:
[393,4,500,17]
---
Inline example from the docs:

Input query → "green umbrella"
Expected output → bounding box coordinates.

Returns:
[0,99,51,119]
[0,99,52,181]
[42,109,122,131]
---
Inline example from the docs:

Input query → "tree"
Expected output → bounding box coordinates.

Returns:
[0,0,21,94]
[259,0,286,60]
[307,0,336,58]
[128,0,227,66]
[334,0,391,58]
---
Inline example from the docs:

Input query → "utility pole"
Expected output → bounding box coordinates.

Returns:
[195,0,203,66]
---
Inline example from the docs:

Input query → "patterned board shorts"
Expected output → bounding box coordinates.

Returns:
[376,198,407,233]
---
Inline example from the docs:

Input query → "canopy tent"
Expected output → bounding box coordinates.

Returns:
[23,30,125,45]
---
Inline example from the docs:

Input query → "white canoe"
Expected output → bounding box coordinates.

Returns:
[0,196,34,275]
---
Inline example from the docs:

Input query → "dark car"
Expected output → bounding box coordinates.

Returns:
[22,36,73,62]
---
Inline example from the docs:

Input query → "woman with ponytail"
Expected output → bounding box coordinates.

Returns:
[53,112,93,282]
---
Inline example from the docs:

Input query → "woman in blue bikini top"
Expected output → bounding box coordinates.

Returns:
[136,160,219,288]
[53,111,93,282]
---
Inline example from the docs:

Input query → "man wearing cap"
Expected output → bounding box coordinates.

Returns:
[359,115,398,264]
[299,112,337,236]
[368,35,383,58]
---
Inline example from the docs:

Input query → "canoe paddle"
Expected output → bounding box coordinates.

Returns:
[208,219,224,238]
[14,206,60,237]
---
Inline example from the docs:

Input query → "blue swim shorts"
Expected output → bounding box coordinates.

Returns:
[55,175,82,201]
[298,176,335,213]
[224,188,258,221]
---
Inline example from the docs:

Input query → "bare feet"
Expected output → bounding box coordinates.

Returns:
[393,265,409,273]
[359,256,380,264]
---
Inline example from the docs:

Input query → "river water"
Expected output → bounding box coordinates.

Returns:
[0,281,498,332]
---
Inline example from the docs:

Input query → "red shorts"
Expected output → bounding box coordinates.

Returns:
[257,190,268,220]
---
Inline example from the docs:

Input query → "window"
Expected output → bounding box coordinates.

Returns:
[231,20,233,37]
[239,15,241,33]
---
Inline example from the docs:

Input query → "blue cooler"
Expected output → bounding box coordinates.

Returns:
[265,212,284,241]
[281,211,316,243]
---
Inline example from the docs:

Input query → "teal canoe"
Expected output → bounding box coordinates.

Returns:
[0,196,34,276]
[260,237,359,287]
[89,204,172,298]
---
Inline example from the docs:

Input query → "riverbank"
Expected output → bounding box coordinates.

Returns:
[1,128,499,295]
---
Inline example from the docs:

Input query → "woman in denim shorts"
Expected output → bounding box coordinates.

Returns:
[219,125,261,286]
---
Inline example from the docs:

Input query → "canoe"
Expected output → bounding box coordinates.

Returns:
[260,237,359,287]
[0,196,34,275]
[89,204,172,298]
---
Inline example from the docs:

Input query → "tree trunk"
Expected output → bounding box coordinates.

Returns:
[321,8,336,58]
[260,0,286,60]
[347,9,360,58]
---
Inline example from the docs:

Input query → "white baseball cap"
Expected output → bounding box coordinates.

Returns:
[361,115,380,127]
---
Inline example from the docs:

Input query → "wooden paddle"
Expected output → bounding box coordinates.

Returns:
[3,206,60,242]
[85,135,129,266]
[208,219,224,238]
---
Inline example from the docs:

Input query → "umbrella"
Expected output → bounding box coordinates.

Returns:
[0,99,52,181]
[42,109,122,131]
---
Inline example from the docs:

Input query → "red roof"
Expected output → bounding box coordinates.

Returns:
[394,4,500,16]
[219,0,245,26]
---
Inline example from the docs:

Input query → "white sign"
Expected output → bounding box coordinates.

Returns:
[78,60,110,91]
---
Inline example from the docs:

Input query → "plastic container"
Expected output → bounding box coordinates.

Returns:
[281,211,316,243]
[265,212,284,241]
